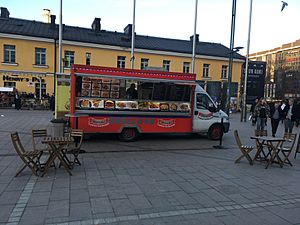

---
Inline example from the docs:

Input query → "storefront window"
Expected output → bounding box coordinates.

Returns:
[35,48,46,65]
[4,81,16,88]
[4,45,16,63]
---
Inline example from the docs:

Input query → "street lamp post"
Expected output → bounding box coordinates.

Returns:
[225,0,237,116]
[242,0,253,122]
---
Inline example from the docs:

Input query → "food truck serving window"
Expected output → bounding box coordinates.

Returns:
[75,75,192,113]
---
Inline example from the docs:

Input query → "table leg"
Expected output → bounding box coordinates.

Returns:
[56,145,72,176]
[41,146,57,177]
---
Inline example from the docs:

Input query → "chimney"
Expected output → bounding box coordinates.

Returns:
[0,7,10,18]
[190,34,199,42]
[50,15,56,28]
[42,9,51,23]
[91,18,101,31]
[124,24,132,35]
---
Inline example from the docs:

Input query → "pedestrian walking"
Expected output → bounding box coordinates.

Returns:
[283,98,297,133]
[270,102,282,137]
[253,98,270,132]
[14,90,21,110]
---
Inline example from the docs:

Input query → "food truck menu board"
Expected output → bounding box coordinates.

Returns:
[81,77,120,99]
[76,99,190,113]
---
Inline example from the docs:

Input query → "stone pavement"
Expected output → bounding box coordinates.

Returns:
[0,109,300,225]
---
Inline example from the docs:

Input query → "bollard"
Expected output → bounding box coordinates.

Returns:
[213,118,226,149]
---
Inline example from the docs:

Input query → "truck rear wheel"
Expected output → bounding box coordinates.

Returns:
[208,124,222,140]
[119,128,138,142]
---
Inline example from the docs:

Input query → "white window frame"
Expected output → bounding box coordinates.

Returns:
[86,52,91,65]
[183,62,190,73]
[141,58,149,70]
[221,65,228,79]
[35,48,46,65]
[4,44,16,63]
[64,51,74,68]
[117,56,126,68]
[203,64,210,78]
[162,60,170,71]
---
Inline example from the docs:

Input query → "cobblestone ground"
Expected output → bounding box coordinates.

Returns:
[0,109,300,225]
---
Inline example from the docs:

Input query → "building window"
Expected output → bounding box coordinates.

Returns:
[141,58,149,70]
[117,56,126,68]
[221,65,228,79]
[183,62,190,73]
[203,64,210,78]
[86,53,91,65]
[4,81,16,88]
[35,48,46,65]
[4,45,16,63]
[64,51,74,68]
[163,60,170,71]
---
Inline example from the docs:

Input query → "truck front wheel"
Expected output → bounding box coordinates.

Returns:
[208,124,222,140]
[119,128,139,142]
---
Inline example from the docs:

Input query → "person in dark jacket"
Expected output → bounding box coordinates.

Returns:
[14,91,21,110]
[253,98,270,132]
[270,102,283,137]
[282,99,298,133]
[250,98,259,126]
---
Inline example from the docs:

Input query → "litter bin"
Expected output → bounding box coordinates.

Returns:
[50,118,66,137]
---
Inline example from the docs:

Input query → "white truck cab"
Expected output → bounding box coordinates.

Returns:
[192,84,229,140]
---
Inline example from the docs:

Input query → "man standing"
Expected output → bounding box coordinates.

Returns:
[14,90,21,110]
[254,99,270,132]
[283,99,297,133]
[270,102,282,137]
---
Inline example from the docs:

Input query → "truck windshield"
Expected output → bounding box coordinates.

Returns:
[196,93,216,111]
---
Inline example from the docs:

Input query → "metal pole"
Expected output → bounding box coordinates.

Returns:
[39,77,42,100]
[191,0,198,74]
[131,0,136,69]
[225,0,237,116]
[242,0,253,122]
[58,0,63,73]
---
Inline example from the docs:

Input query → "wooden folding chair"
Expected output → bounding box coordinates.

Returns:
[64,129,84,166]
[11,132,43,177]
[279,133,297,166]
[294,135,300,159]
[234,130,254,165]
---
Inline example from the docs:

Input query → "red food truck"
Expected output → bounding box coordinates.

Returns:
[68,65,229,141]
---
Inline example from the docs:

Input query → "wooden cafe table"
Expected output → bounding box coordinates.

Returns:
[250,136,285,169]
[41,136,74,176]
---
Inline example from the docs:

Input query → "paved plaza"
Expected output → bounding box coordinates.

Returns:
[0,109,300,225]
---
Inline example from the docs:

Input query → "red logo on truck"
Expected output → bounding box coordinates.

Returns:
[157,119,176,128]
[88,117,110,127]
[198,112,213,120]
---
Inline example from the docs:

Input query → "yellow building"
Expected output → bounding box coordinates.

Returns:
[0,7,244,115]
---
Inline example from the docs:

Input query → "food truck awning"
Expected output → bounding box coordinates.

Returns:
[72,65,196,84]
[0,87,14,92]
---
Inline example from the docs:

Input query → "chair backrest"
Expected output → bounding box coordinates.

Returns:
[283,133,297,150]
[32,129,48,151]
[234,130,242,148]
[69,129,84,149]
[11,132,26,155]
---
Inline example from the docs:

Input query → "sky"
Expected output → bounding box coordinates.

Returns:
[1,0,300,55]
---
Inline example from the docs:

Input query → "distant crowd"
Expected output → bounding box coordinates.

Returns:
[0,91,55,111]
[251,98,300,136]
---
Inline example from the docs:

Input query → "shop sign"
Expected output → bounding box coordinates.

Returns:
[2,75,45,83]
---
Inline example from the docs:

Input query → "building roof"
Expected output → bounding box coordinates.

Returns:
[0,16,245,60]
